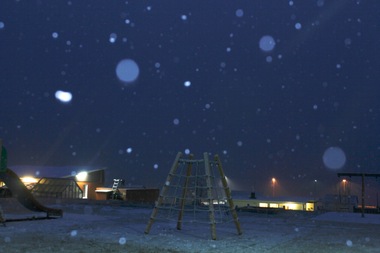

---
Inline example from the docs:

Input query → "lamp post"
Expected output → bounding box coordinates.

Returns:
[272,178,276,197]
[314,179,318,200]
[342,179,347,195]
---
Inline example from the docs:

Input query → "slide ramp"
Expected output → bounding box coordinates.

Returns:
[0,168,62,217]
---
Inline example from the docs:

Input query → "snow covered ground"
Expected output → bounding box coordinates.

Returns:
[1,199,380,252]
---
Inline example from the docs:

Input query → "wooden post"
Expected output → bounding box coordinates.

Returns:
[361,174,365,218]
[177,154,193,230]
[215,155,242,235]
[204,152,217,240]
[145,152,182,234]
[145,152,242,240]
[0,205,5,227]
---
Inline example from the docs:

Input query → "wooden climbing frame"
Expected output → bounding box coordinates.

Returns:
[144,152,242,240]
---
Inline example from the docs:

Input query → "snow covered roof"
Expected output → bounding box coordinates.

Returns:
[10,165,103,178]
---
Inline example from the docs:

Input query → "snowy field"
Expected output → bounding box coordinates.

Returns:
[1,199,380,253]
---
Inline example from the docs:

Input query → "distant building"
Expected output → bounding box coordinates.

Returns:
[31,178,83,199]
[3,166,159,203]
[95,180,159,203]
[322,194,358,212]
[234,197,316,212]
[8,166,106,200]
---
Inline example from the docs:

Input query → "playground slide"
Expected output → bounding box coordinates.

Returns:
[0,168,63,217]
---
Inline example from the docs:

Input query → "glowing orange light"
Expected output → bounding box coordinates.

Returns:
[20,177,38,184]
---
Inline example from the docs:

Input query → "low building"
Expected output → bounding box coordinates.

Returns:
[234,198,316,212]
[232,192,317,212]
[72,169,106,200]
[322,194,358,212]
[9,166,106,200]
[31,177,83,199]
[95,186,159,204]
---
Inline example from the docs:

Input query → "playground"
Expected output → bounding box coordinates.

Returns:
[1,199,380,253]
[1,142,380,252]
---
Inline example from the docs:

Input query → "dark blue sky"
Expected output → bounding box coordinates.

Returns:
[1,1,379,198]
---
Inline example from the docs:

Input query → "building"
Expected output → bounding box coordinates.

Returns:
[322,194,358,212]
[73,169,106,199]
[31,177,83,199]
[232,192,317,212]
[2,165,160,203]
[7,166,106,200]
[95,183,159,204]
[234,198,316,212]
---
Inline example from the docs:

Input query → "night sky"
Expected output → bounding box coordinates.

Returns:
[1,1,380,199]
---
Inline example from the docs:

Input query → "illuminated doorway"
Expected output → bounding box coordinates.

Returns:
[83,184,88,199]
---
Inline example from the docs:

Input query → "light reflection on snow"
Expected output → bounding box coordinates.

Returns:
[70,230,78,237]
[119,237,127,245]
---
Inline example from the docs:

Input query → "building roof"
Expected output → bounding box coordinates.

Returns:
[31,177,83,199]
[10,165,105,178]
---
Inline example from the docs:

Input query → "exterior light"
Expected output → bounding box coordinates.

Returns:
[76,171,88,181]
[20,177,38,184]
[272,178,276,197]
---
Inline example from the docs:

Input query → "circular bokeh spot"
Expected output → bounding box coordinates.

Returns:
[323,147,346,170]
[259,35,276,52]
[116,59,140,83]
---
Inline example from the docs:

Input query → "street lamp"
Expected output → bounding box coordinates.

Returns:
[314,179,318,200]
[342,179,347,195]
[272,178,276,197]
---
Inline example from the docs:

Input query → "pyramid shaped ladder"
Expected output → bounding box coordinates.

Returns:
[145,152,242,240]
